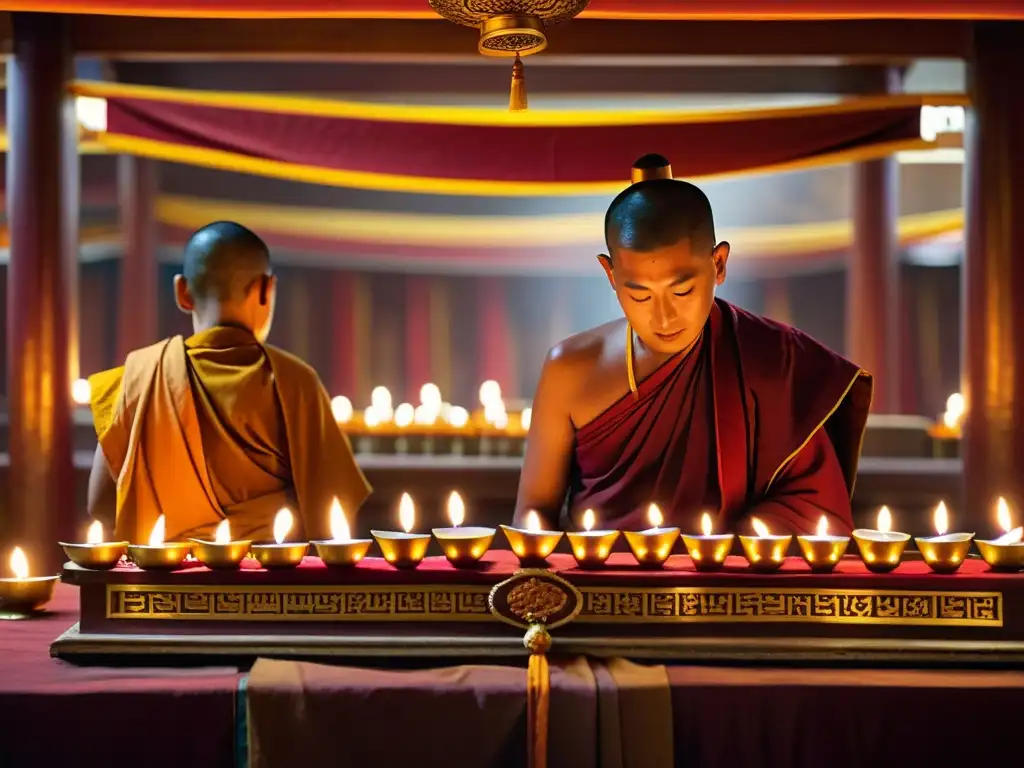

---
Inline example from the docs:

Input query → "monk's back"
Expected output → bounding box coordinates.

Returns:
[185,327,289,509]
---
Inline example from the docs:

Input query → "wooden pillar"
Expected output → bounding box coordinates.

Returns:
[846,68,901,413]
[962,22,1024,530]
[477,276,515,399]
[117,156,159,360]
[5,13,79,570]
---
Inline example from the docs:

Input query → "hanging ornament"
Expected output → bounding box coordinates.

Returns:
[429,1,591,112]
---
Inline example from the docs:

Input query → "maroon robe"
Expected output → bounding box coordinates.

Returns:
[568,299,871,535]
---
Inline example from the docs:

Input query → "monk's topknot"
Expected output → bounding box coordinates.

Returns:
[604,179,716,257]
[183,221,270,302]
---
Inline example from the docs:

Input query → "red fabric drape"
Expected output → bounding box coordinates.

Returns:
[404,275,431,403]
[106,94,928,186]
[7,1,1024,19]
[477,277,516,399]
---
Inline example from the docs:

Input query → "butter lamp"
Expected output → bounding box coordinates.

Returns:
[314,498,374,567]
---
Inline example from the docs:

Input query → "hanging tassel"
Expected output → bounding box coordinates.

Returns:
[510,52,528,112]
[526,644,550,768]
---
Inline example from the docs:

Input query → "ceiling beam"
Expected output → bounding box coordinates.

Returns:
[65,17,969,61]
[114,60,903,95]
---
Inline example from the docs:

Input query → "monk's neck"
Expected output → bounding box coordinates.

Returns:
[632,329,702,375]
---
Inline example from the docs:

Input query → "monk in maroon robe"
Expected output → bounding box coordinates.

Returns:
[513,157,871,535]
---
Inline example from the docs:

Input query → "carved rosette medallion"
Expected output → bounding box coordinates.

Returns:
[488,569,582,630]
[428,0,590,57]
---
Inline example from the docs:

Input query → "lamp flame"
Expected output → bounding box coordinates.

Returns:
[582,509,596,532]
[447,491,465,528]
[149,515,166,547]
[330,498,351,542]
[330,395,353,423]
[934,501,949,536]
[10,547,28,580]
[526,510,542,533]
[214,519,231,545]
[521,407,532,431]
[273,509,293,545]
[648,503,663,529]
[877,506,892,534]
[399,493,415,534]
[420,383,442,409]
[997,497,1012,533]
[72,378,91,405]
[816,515,829,537]
[751,517,771,537]
[87,520,103,545]
[701,512,712,537]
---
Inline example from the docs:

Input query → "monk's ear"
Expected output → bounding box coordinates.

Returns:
[258,274,276,306]
[173,274,195,313]
[712,241,730,285]
[597,254,615,289]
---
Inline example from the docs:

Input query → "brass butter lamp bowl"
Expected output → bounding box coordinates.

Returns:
[60,521,127,570]
[500,511,563,567]
[0,547,58,616]
[314,498,373,567]
[679,512,732,572]
[250,509,308,569]
[796,516,850,574]
[739,517,792,573]
[372,493,431,568]
[127,515,191,570]
[975,498,1024,572]
[566,509,619,569]
[190,519,251,570]
[432,491,496,567]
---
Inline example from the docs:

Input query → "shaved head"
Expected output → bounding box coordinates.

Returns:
[183,221,271,302]
[604,179,716,258]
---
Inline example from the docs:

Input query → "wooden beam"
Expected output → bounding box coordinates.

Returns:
[70,17,969,61]
[114,60,905,95]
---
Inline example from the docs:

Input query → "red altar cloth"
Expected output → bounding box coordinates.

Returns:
[0,583,241,768]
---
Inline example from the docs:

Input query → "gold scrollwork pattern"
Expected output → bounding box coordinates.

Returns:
[576,587,1002,627]
[107,585,492,622]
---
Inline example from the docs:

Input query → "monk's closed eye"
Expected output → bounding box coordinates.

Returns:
[673,289,693,298]
[630,295,652,303]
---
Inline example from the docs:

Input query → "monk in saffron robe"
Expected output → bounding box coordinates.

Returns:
[87,221,370,543]
[514,156,871,535]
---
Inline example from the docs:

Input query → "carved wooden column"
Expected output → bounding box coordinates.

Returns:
[117,156,159,360]
[846,68,902,413]
[405,275,431,402]
[962,22,1024,529]
[5,13,79,570]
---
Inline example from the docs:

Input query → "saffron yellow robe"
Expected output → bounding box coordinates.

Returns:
[89,326,371,543]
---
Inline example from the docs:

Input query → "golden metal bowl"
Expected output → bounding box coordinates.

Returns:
[189,540,252,570]
[914,534,974,574]
[59,541,128,570]
[739,535,792,573]
[624,528,681,568]
[499,524,563,567]
[0,576,58,615]
[314,539,373,568]
[371,531,431,569]
[250,542,309,569]
[975,540,1024,572]
[796,535,850,573]
[432,527,496,568]
[566,530,620,569]
[680,533,733,572]
[852,530,911,573]
[127,543,192,570]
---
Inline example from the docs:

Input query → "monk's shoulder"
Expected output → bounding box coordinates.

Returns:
[544,318,626,380]
[727,302,849,371]
[263,344,325,392]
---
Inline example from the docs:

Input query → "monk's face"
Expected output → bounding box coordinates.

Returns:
[601,238,729,355]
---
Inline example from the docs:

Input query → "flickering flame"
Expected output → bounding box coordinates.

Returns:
[943,392,965,429]
[149,515,166,547]
[414,403,439,425]
[420,383,442,409]
[71,378,91,405]
[214,519,231,545]
[492,411,509,430]
[998,497,1012,533]
[817,515,829,537]
[701,512,712,537]
[582,509,596,532]
[877,506,892,533]
[479,380,502,408]
[371,386,393,411]
[363,406,383,428]
[87,520,103,545]
[521,407,532,431]
[394,402,415,427]
[448,491,465,528]
[526,510,542,533]
[648,504,664,529]
[934,501,949,536]
[751,517,771,537]
[447,406,469,428]
[399,493,416,534]
[10,547,28,580]
[274,509,293,545]
[329,498,351,542]
[330,395,353,423]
